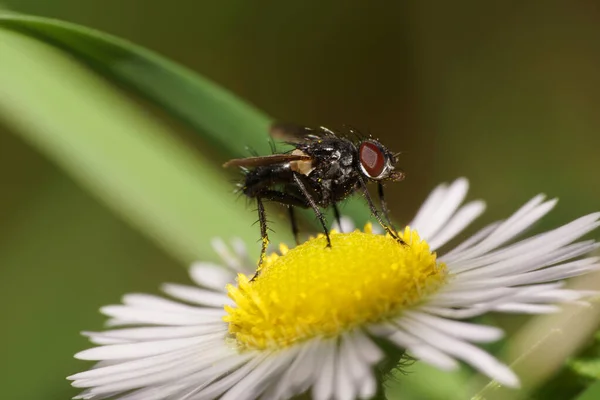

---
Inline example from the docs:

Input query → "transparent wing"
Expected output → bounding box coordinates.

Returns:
[269,122,336,143]
[223,153,312,168]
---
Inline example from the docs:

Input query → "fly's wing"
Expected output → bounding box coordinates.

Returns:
[223,153,312,168]
[269,122,337,144]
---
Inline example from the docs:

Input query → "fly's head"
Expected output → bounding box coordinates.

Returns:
[358,140,405,182]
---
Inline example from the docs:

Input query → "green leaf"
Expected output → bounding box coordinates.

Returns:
[570,358,600,380]
[0,11,373,227]
[576,381,600,400]
[568,331,600,381]
[0,27,283,264]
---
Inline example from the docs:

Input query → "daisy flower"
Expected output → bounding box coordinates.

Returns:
[69,178,600,400]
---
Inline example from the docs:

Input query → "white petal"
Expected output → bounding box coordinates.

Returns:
[115,383,187,400]
[174,352,256,399]
[334,337,358,400]
[399,319,520,388]
[450,195,556,262]
[73,346,217,390]
[420,284,568,319]
[412,178,469,241]
[419,305,496,319]
[220,350,298,400]
[191,354,266,400]
[75,335,213,360]
[410,182,451,231]
[358,372,377,400]
[161,283,234,307]
[464,258,599,288]
[366,322,397,337]
[429,287,518,307]
[427,200,486,251]
[121,294,216,312]
[83,325,225,343]
[189,262,235,291]
[70,347,194,381]
[442,222,501,262]
[231,237,256,275]
[350,329,384,365]
[452,213,600,274]
[452,241,600,285]
[265,340,321,400]
[312,340,337,400]
[384,327,458,371]
[73,388,118,399]
[332,216,356,233]
[101,305,224,326]
[85,336,131,345]
[342,333,372,383]
[211,238,245,271]
[492,303,560,314]
[528,288,591,302]
[403,311,504,342]
[435,282,565,310]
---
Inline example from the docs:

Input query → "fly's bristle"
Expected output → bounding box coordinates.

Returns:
[246,146,259,157]
[268,139,277,154]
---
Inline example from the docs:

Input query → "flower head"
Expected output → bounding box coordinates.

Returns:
[226,227,446,350]
[69,178,600,400]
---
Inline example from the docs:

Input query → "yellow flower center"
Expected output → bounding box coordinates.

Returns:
[224,225,447,351]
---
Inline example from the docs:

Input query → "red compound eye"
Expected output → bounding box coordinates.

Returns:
[359,141,386,178]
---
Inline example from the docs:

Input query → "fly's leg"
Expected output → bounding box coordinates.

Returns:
[359,177,405,245]
[250,196,269,282]
[292,173,331,248]
[377,182,396,231]
[288,206,300,245]
[250,190,309,281]
[260,189,308,245]
[332,203,343,233]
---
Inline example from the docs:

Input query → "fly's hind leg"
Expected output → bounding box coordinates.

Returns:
[250,196,269,282]
[262,189,308,245]
[250,190,308,281]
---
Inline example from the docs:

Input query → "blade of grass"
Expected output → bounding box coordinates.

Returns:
[0,11,373,226]
[0,11,272,156]
[0,27,286,264]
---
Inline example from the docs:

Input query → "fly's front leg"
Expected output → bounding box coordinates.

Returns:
[292,173,331,248]
[378,182,396,231]
[359,177,405,245]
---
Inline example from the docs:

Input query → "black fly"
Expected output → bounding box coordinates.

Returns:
[224,124,405,274]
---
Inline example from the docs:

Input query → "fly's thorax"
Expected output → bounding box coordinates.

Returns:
[289,149,315,175]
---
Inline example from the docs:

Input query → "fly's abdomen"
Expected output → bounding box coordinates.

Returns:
[242,164,293,198]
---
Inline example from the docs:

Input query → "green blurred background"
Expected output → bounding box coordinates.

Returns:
[1,1,600,399]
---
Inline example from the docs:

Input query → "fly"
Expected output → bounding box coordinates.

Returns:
[224,123,405,276]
